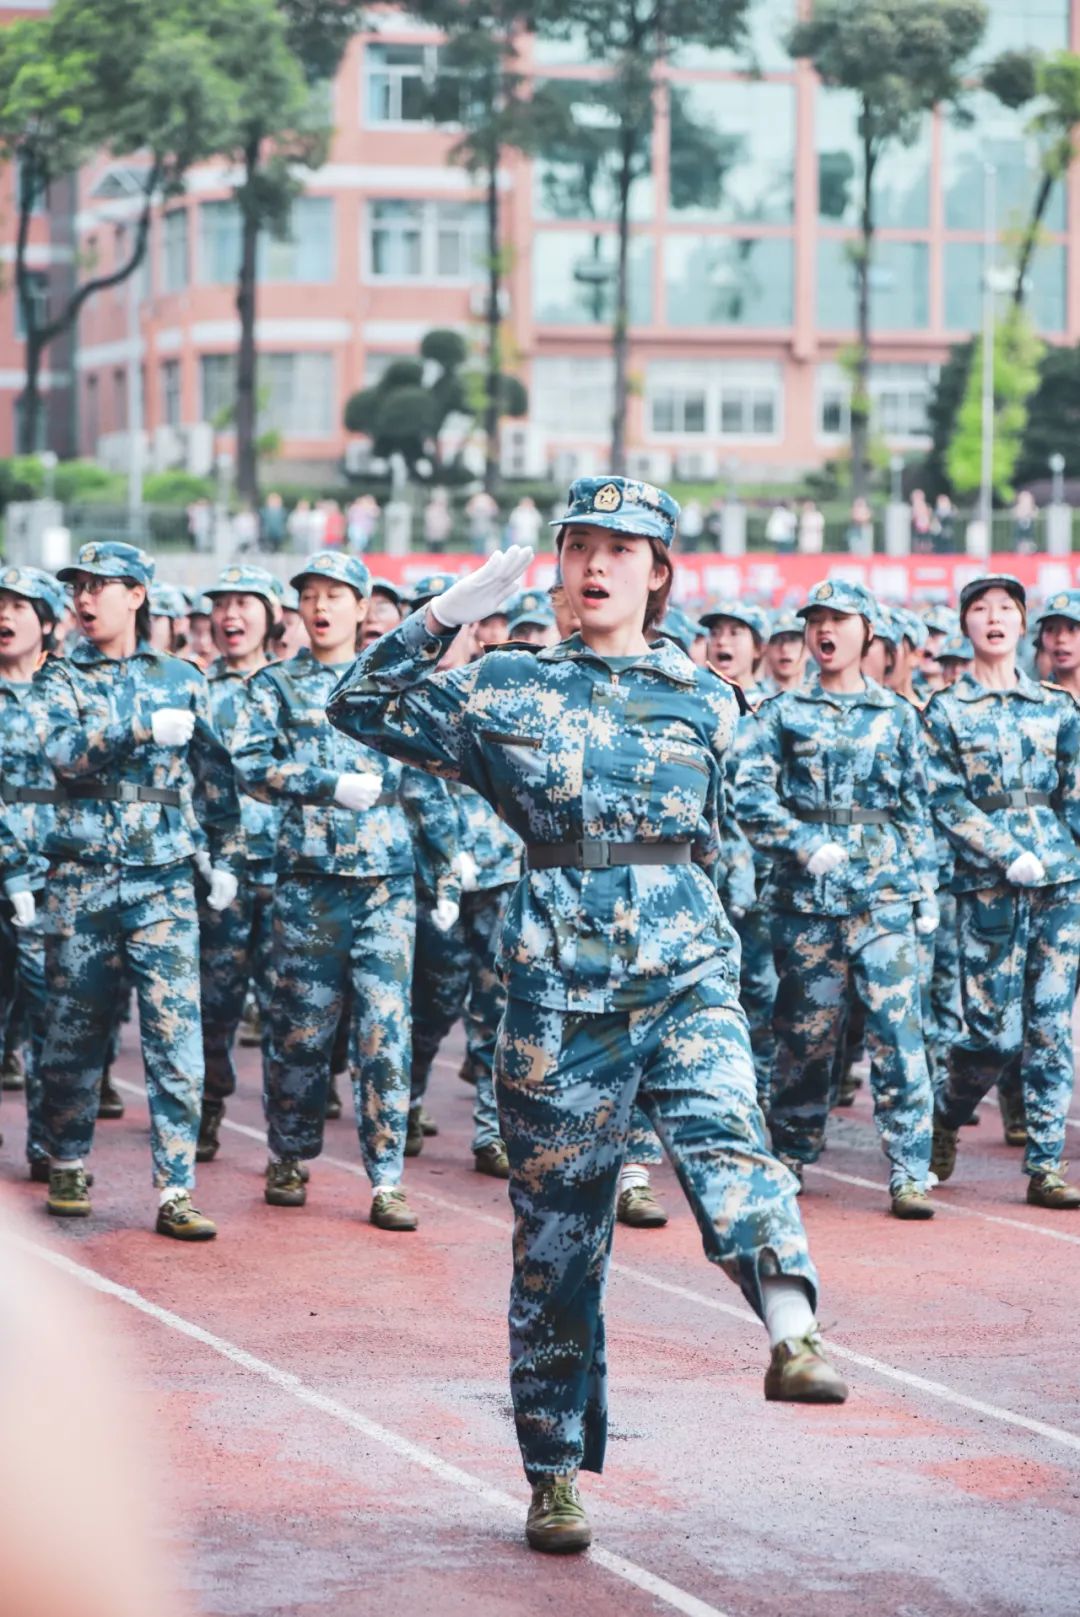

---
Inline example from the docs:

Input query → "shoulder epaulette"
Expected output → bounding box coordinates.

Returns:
[898,689,928,713]
[483,640,542,655]
[704,662,750,715]
[1042,679,1071,695]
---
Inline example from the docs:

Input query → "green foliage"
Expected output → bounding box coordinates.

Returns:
[1015,344,1080,487]
[0,457,45,511]
[420,329,469,371]
[946,312,1042,501]
[982,47,1039,109]
[921,340,975,497]
[53,460,126,503]
[142,470,215,506]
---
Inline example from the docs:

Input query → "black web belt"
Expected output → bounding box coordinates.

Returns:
[527,839,692,871]
[65,781,182,807]
[974,789,1053,812]
[794,808,894,826]
[0,776,63,805]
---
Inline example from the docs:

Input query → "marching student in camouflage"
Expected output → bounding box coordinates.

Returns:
[0,566,65,1177]
[329,477,846,1556]
[738,578,937,1219]
[147,582,191,655]
[194,564,285,1164]
[232,551,458,1232]
[922,576,1080,1209]
[762,609,807,695]
[27,541,243,1239]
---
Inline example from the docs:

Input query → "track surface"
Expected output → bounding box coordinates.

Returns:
[2,1029,1079,1617]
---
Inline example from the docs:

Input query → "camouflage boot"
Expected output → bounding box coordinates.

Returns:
[156,1191,217,1241]
[370,1187,418,1231]
[998,1085,1027,1148]
[265,1159,307,1207]
[46,1166,92,1218]
[525,1475,592,1554]
[616,1182,669,1227]
[1027,1169,1080,1210]
[764,1330,848,1403]
[325,1075,343,1121]
[97,1073,125,1120]
[1,1049,25,1091]
[474,1140,510,1179]
[404,1107,425,1158]
[196,1102,224,1163]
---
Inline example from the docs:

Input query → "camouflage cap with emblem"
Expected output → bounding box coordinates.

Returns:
[939,632,974,662]
[796,578,877,621]
[768,608,805,641]
[698,601,770,642]
[290,551,371,598]
[958,572,1026,626]
[57,540,155,589]
[0,564,67,622]
[1035,587,1080,630]
[204,563,282,612]
[550,474,680,545]
[149,583,191,619]
[408,571,460,610]
[656,603,705,654]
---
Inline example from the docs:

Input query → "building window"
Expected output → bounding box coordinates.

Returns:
[13,398,47,453]
[162,209,189,292]
[200,354,234,424]
[817,238,929,330]
[717,372,781,438]
[982,0,1068,57]
[14,272,49,339]
[644,360,781,440]
[533,82,654,224]
[368,199,484,281]
[943,90,1066,232]
[668,0,795,71]
[668,82,794,225]
[160,360,181,427]
[199,201,243,284]
[364,43,458,124]
[944,240,1066,335]
[816,88,930,230]
[664,236,793,327]
[112,367,127,431]
[199,352,333,436]
[199,197,335,284]
[83,375,99,454]
[817,363,937,441]
[531,357,615,435]
[532,231,653,325]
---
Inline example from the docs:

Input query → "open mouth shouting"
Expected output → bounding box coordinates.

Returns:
[816,633,837,658]
[580,584,610,608]
[0,623,14,649]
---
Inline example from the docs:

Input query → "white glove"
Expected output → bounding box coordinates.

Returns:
[11,890,36,928]
[194,848,213,882]
[1006,851,1045,886]
[151,707,196,747]
[452,850,479,892]
[914,898,939,937]
[333,772,383,812]
[807,841,848,878]
[429,545,534,630]
[430,897,460,933]
[206,868,239,912]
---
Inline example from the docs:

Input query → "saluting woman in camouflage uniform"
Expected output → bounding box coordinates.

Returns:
[328,476,845,1557]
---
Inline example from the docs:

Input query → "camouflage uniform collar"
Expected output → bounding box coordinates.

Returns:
[537,633,698,688]
[793,669,893,708]
[69,636,156,667]
[953,668,1046,703]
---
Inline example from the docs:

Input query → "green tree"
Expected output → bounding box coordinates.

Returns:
[0,0,233,453]
[343,328,526,483]
[567,0,752,473]
[1015,343,1080,487]
[983,47,1080,310]
[200,0,364,505]
[411,3,570,494]
[920,338,975,497]
[788,0,987,501]
[946,310,1041,503]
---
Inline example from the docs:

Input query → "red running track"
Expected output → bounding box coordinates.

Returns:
[2,1032,1079,1617]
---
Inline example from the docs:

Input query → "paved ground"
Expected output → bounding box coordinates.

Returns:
[2,1031,1079,1617]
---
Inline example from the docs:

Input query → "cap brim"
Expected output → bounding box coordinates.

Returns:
[56,562,125,582]
[796,602,862,620]
[550,512,671,542]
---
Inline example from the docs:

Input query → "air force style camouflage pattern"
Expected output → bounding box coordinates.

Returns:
[57,540,155,588]
[204,563,282,612]
[550,476,680,545]
[1036,588,1080,630]
[922,670,1080,1172]
[1,564,67,622]
[291,551,372,598]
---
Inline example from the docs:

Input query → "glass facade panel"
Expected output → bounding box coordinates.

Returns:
[199,352,332,434]
[369,200,484,280]
[817,88,930,229]
[199,201,242,285]
[162,209,188,292]
[532,231,653,324]
[200,354,235,423]
[364,43,458,123]
[664,236,793,327]
[670,0,795,71]
[531,356,614,432]
[533,82,653,223]
[944,91,1065,231]
[668,82,794,224]
[160,360,181,427]
[260,197,335,282]
[981,0,1069,57]
[370,200,423,278]
[944,241,1067,334]
[817,238,929,330]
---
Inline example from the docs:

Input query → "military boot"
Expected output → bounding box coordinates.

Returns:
[525,1475,592,1554]
[930,1117,958,1182]
[46,1166,92,1218]
[1026,1169,1080,1210]
[404,1107,425,1158]
[196,1102,224,1163]
[238,1004,262,1048]
[1,1049,25,1091]
[97,1073,125,1120]
[32,1159,93,1187]
[265,1159,307,1207]
[764,1330,849,1403]
[890,1183,935,1220]
[616,1182,669,1227]
[325,1076,343,1120]
[370,1187,418,1231]
[474,1140,510,1179]
[156,1192,217,1241]
[998,1086,1027,1148]
[834,1064,859,1108]
[420,1108,439,1137]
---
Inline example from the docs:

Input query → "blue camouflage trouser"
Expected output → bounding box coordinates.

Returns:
[0,905,48,1164]
[410,886,506,1151]
[735,906,778,1104]
[39,860,203,1191]
[265,872,414,1184]
[497,977,815,1481]
[927,891,963,1094]
[199,863,275,1110]
[769,904,933,1192]
[937,882,1080,1175]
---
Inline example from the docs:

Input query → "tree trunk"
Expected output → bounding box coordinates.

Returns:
[483,153,501,495]
[1012,168,1054,310]
[17,333,45,456]
[851,118,875,504]
[235,140,261,507]
[609,130,633,476]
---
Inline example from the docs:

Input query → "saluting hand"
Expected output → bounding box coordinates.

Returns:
[427,545,534,631]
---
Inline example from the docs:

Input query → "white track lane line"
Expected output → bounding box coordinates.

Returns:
[112,1083,1080,1460]
[3,1227,732,1617]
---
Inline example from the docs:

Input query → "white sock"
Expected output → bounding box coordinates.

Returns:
[618,1163,650,1194]
[761,1276,816,1347]
[159,1186,187,1207]
[51,1157,82,1171]
[371,1183,399,1201]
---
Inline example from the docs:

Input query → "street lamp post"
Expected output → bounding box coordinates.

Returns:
[978,164,996,550]
[1047,452,1071,556]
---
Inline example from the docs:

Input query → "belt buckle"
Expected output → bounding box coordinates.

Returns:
[579,840,610,869]
[834,809,853,826]
[1008,790,1026,809]
[118,782,140,803]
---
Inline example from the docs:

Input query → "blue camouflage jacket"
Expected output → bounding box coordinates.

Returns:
[205,657,281,869]
[233,646,457,894]
[921,671,1080,894]
[326,609,743,1014]
[28,639,242,872]
[448,781,522,891]
[737,671,936,916]
[1,802,32,897]
[0,674,56,888]
[716,680,768,919]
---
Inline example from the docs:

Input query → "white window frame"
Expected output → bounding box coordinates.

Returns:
[644,360,782,443]
[362,42,456,128]
[365,198,485,285]
[530,356,615,440]
[816,362,936,444]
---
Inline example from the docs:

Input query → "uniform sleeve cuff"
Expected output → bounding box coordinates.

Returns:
[401,607,457,660]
